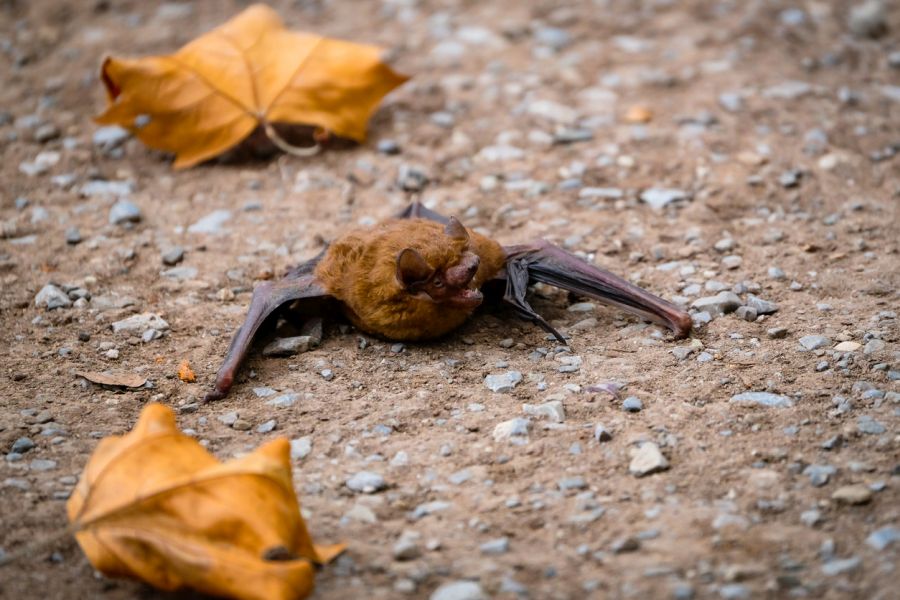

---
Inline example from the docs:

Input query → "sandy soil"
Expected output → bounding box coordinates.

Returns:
[1,1,898,599]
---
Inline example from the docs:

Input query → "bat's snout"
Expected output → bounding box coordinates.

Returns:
[445,253,480,287]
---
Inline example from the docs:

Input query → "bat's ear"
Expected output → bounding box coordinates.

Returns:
[444,217,469,242]
[396,248,434,288]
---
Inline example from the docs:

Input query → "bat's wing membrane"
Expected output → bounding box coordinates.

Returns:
[205,264,329,402]
[396,201,450,224]
[503,241,692,342]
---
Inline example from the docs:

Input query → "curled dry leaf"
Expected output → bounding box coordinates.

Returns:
[75,370,147,388]
[177,360,196,383]
[96,3,408,168]
[624,105,653,123]
[66,403,343,600]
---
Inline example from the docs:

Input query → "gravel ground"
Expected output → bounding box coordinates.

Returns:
[1,1,898,599]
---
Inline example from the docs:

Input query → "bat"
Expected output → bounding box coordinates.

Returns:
[204,202,692,401]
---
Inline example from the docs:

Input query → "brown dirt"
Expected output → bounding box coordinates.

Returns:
[1,1,898,599]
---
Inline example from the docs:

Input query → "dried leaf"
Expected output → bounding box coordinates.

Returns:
[67,403,343,600]
[624,105,653,123]
[96,4,408,168]
[76,370,147,388]
[177,360,196,383]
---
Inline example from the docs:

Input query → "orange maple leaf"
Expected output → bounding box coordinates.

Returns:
[96,4,408,168]
[66,403,343,600]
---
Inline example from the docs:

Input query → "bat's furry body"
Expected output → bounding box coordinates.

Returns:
[315,219,506,340]
[205,203,691,401]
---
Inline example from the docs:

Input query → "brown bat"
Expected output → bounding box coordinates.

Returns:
[205,202,691,401]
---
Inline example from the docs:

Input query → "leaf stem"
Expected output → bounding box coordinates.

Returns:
[263,122,320,158]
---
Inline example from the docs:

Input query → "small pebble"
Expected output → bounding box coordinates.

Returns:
[479,537,510,555]
[161,246,185,266]
[622,396,643,412]
[832,484,873,505]
[346,471,387,494]
[629,442,669,477]
[108,200,142,225]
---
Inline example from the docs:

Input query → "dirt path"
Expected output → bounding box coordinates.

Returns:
[1,1,898,598]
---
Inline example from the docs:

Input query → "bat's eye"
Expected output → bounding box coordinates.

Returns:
[432,278,444,288]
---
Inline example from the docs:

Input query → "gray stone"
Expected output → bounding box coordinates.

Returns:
[821,556,861,576]
[857,415,885,435]
[476,145,524,162]
[863,339,886,355]
[65,227,82,245]
[629,442,669,477]
[34,123,60,143]
[430,581,486,600]
[730,392,793,408]
[93,125,130,150]
[692,291,741,316]
[492,418,531,443]
[640,188,689,210]
[836,489,877,512]
[763,81,812,100]
[377,139,400,155]
[346,471,386,493]
[622,397,643,412]
[848,1,887,38]
[256,419,277,434]
[672,583,696,600]
[534,26,572,50]
[290,437,312,460]
[218,411,239,426]
[263,336,313,357]
[392,537,421,561]
[735,306,757,322]
[719,92,742,112]
[745,294,779,315]
[719,584,750,600]
[484,370,522,393]
[866,526,900,551]
[767,327,789,339]
[34,284,72,310]
[799,335,830,351]
[11,437,35,454]
[479,537,510,555]
[800,509,822,527]
[111,313,169,333]
[188,210,232,234]
[593,424,612,442]
[527,100,577,125]
[397,164,429,191]
[161,266,198,280]
[142,328,164,342]
[448,469,471,485]
[161,246,185,265]
[267,393,300,408]
[29,459,57,471]
[778,169,802,188]
[108,199,142,225]
[409,500,451,520]
[767,267,786,280]
[803,464,836,487]
[558,476,587,491]
[722,255,742,270]
[578,188,623,200]
[522,401,565,422]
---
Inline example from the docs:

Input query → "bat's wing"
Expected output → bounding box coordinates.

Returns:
[396,201,450,224]
[205,255,330,402]
[503,240,692,343]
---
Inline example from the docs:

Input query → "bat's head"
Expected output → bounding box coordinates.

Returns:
[395,217,483,310]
